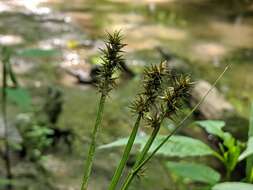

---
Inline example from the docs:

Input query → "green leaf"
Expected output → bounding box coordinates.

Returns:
[100,135,213,157]
[99,136,144,149]
[239,137,253,161]
[196,120,235,149]
[195,120,225,138]
[17,48,59,58]
[149,136,213,157]
[166,161,220,184]
[212,182,253,190]
[6,88,31,110]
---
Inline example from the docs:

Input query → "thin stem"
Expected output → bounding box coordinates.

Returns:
[2,55,12,190]
[135,125,161,166]
[212,151,225,163]
[120,124,161,190]
[120,66,229,190]
[81,93,106,190]
[108,114,142,190]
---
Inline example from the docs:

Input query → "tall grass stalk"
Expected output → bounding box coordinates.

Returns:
[80,32,125,190]
[108,114,141,190]
[120,66,229,190]
[81,93,106,190]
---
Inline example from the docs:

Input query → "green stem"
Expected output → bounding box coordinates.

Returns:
[212,151,225,163]
[135,125,161,166]
[120,125,161,190]
[225,167,231,181]
[108,114,142,190]
[81,93,106,190]
[120,66,229,190]
[2,53,12,190]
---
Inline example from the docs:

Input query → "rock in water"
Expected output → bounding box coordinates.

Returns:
[190,80,235,119]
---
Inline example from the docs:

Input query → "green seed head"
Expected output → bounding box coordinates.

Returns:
[97,31,126,95]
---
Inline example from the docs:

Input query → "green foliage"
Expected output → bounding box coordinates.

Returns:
[16,113,54,161]
[100,135,213,157]
[17,48,59,58]
[166,161,220,185]
[212,182,253,190]
[196,120,243,178]
[195,120,225,137]
[0,178,14,187]
[239,137,253,161]
[6,88,31,110]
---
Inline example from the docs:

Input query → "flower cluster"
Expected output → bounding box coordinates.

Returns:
[130,62,166,117]
[131,61,192,127]
[97,31,126,95]
[161,75,192,118]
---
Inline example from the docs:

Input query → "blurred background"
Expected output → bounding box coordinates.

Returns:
[0,0,253,190]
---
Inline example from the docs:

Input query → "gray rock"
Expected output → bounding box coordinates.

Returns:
[190,80,235,119]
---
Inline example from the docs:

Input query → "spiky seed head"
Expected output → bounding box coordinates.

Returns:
[97,31,126,95]
[160,75,192,118]
[145,112,163,128]
[130,62,166,116]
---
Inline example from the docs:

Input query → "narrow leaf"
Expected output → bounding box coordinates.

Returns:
[239,137,253,161]
[166,161,220,184]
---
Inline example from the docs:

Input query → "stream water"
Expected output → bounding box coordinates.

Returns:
[0,0,253,190]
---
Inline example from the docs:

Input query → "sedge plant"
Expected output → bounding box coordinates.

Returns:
[80,31,126,190]
[108,62,166,190]
[119,66,229,190]
[120,72,193,190]
[81,31,229,190]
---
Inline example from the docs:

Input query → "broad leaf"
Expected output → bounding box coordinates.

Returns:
[239,137,253,161]
[149,136,213,157]
[166,161,220,184]
[212,182,253,190]
[196,120,235,149]
[100,135,213,157]
[195,120,225,138]
[6,88,31,110]
[17,48,59,58]
[99,136,144,149]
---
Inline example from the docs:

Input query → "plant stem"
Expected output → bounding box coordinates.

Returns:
[120,124,161,190]
[2,55,12,190]
[246,102,253,182]
[225,168,231,181]
[81,93,106,190]
[135,125,161,166]
[108,114,142,190]
[120,66,229,190]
